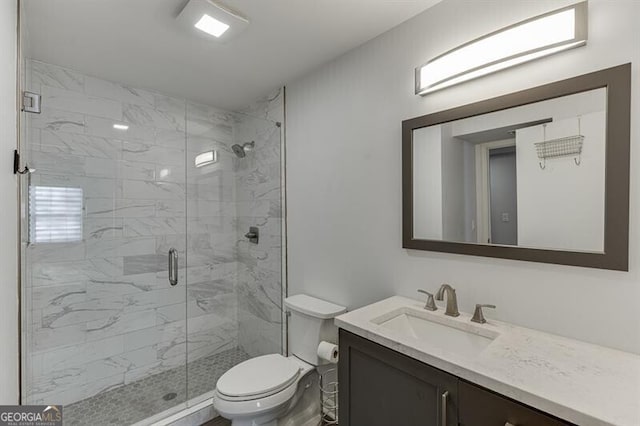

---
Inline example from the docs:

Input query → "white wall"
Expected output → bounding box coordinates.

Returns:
[412,125,442,239]
[0,0,19,405]
[286,0,640,354]
[440,125,465,242]
[517,112,606,252]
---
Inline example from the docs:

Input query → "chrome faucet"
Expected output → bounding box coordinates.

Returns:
[435,284,460,317]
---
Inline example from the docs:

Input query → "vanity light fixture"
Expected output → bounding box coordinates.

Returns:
[113,123,129,131]
[415,1,588,95]
[177,0,249,42]
[195,150,218,168]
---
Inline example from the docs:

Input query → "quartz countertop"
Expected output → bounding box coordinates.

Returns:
[335,296,640,426]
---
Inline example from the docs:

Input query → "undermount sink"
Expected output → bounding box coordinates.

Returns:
[371,307,500,355]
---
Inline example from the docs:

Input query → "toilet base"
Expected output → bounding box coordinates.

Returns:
[277,371,320,426]
[231,420,277,426]
[224,370,320,426]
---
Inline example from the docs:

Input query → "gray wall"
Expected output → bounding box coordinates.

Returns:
[489,150,517,245]
[286,0,640,354]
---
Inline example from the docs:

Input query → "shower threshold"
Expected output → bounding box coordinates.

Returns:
[63,347,249,426]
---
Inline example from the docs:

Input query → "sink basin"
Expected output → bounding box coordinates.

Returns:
[371,307,499,355]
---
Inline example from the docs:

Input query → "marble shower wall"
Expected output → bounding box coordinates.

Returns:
[24,60,240,405]
[234,89,285,357]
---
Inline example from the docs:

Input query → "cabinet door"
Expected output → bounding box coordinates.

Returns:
[459,381,574,426]
[339,329,458,426]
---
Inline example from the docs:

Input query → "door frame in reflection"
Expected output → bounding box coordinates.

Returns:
[475,139,517,245]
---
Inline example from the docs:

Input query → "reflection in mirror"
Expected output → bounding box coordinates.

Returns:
[412,88,606,253]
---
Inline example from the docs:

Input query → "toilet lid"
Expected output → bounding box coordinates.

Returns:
[216,354,300,399]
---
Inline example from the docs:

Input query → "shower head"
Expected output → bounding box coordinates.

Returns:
[231,141,255,158]
[232,144,245,158]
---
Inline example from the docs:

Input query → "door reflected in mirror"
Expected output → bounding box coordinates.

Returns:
[412,87,606,253]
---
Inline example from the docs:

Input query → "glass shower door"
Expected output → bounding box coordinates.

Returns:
[184,102,242,402]
[19,56,190,424]
[185,103,284,402]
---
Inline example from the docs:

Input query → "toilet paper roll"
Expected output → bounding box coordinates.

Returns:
[317,341,339,364]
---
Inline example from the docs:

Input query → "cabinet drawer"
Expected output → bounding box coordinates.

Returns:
[459,381,573,426]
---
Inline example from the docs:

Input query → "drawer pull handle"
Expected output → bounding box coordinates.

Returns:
[441,390,449,426]
[505,423,516,426]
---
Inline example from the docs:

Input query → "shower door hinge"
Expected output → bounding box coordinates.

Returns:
[22,91,41,114]
[13,150,20,174]
[14,150,34,175]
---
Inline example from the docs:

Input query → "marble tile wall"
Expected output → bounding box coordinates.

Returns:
[24,60,242,405]
[233,89,285,357]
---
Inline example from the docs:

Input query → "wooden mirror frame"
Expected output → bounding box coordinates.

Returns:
[402,64,631,271]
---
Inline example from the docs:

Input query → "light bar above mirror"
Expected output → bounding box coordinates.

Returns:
[415,2,588,95]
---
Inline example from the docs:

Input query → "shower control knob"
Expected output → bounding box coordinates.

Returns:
[245,227,259,244]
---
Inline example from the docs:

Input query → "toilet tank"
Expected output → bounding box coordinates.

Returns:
[284,294,346,365]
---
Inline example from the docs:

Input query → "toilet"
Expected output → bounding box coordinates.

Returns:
[213,294,346,426]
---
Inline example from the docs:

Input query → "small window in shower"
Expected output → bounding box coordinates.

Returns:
[29,186,83,243]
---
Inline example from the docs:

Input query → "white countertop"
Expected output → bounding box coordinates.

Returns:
[335,296,640,426]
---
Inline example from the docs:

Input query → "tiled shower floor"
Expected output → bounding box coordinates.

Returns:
[64,347,249,426]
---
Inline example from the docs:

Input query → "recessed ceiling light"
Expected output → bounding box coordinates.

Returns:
[194,14,230,38]
[177,0,249,42]
[113,124,129,130]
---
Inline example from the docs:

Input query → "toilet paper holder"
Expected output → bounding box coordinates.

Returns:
[319,367,338,425]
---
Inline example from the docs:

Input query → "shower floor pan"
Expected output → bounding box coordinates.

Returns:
[63,347,249,426]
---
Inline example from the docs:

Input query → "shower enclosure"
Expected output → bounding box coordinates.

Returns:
[18,9,286,423]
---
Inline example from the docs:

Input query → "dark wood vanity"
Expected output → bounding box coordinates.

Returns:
[339,329,573,426]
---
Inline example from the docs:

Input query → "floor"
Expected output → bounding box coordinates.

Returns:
[201,415,327,426]
[201,418,231,426]
[63,347,249,426]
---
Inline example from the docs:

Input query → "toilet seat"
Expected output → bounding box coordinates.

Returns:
[216,354,301,401]
[213,355,315,422]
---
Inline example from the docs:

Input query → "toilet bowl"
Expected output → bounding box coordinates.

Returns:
[213,294,346,426]
[213,354,315,426]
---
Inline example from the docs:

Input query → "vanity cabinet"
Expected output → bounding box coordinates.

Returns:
[339,329,458,426]
[339,329,573,426]
[458,381,568,426]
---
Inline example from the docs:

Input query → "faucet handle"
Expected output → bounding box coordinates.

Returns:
[471,304,496,324]
[417,289,437,311]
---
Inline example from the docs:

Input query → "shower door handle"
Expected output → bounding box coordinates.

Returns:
[168,248,178,286]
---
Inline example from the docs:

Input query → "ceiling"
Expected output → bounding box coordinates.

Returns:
[22,0,441,110]
[456,119,553,144]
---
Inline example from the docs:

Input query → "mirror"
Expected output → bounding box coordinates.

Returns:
[412,88,606,251]
[402,64,630,270]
